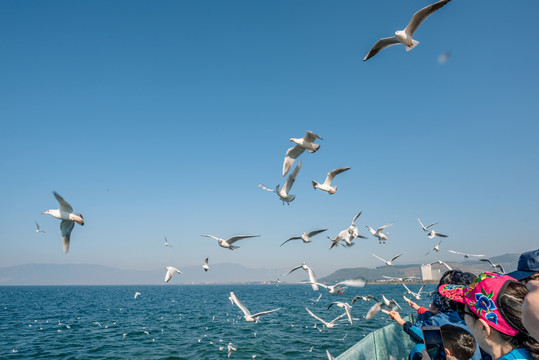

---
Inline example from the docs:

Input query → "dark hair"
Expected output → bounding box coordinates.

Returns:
[432,270,476,313]
[497,281,539,360]
[441,324,477,360]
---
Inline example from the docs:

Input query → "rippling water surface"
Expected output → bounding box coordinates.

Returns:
[0,284,435,359]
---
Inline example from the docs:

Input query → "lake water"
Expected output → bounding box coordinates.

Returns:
[0,284,436,359]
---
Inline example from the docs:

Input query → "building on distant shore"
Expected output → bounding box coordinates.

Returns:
[420,264,441,281]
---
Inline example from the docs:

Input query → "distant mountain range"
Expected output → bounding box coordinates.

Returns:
[0,253,521,286]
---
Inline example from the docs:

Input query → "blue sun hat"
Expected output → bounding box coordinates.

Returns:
[507,248,539,281]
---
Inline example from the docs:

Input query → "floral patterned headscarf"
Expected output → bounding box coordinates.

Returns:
[438,272,520,336]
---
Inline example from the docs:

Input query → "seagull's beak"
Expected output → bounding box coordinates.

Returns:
[41,211,46,214]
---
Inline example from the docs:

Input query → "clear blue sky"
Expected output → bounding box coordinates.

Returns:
[1,0,538,277]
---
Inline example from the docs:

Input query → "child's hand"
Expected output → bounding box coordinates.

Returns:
[388,311,405,326]
[406,298,420,310]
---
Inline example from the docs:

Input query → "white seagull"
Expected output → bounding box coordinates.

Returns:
[326,350,335,360]
[426,240,443,255]
[328,229,352,249]
[42,192,84,253]
[35,222,46,233]
[328,301,354,324]
[134,292,141,299]
[259,160,302,205]
[402,284,425,300]
[228,292,281,323]
[372,253,403,266]
[480,258,505,274]
[164,236,173,248]
[202,257,210,272]
[305,307,346,329]
[164,266,182,283]
[417,216,438,232]
[281,229,327,247]
[351,295,379,304]
[282,131,322,177]
[286,262,319,291]
[201,234,260,250]
[313,277,367,295]
[363,0,452,61]
[348,212,367,241]
[312,167,351,195]
[447,249,486,259]
[427,230,448,239]
[365,223,393,244]
[431,260,452,270]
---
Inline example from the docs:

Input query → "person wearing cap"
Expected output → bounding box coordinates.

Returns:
[507,249,539,342]
[439,272,539,359]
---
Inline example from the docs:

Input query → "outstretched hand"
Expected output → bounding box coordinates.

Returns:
[388,311,405,327]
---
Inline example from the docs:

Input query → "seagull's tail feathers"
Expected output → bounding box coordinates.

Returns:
[406,40,419,51]
[309,144,320,153]
[229,245,240,250]
[63,237,70,253]
[312,180,319,189]
[287,195,296,203]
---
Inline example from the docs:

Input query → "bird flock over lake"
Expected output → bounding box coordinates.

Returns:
[31,0,517,357]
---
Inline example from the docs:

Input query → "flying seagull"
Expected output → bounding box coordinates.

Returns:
[447,249,486,259]
[259,161,302,205]
[313,277,367,295]
[363,0,452,61]
[402,284,425,300]
[305,307,346,329]
[286,262,319,291]
[42,192,84,253]
[202,257,210,272]
[427,230,448,239]
[134,292,141,299]
[480,258,505,274]
[431,260,452,270]
[228,291,281,322]
[280,229,327,247]
[417,216,438,232]
[35,222,46,233]
[365,223,393,244]
[164,266,182,283]
[328,301,354,324]
[201,234,260,250]
[426,239,443,255]
[312,167,351,195]
[282,131,322,177]
[348,212,367,241]
[164,236,173,248]
[351,295,379,304]
[372,253,403,266]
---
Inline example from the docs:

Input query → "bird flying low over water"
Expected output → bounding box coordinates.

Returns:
[228,292,281,323]
[312,277,367,295]
[280,229,327,247]
[201,234,260,250]
[372,253,403,266]
[328,301,354,324]
[447,249,486,259]
[480,258,505,274]
[351,295,379,304]
[164,266,182,283]
[286,262,319,291]
[282,131,322,177]
[259,160,302,205]
[363,0,452,61]
[42,192,84,253]
[402,284,425,300]
[305,307,346,329]
[312,167,350,195]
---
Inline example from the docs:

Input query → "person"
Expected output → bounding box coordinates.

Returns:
[507,248,539,341]
[439,272,539,359]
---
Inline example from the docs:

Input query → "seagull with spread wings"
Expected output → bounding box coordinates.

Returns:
[202,257,210,272]
[259,161,302,205]
[312,277,367,295]
[447,249,486,259]
[372,253,403,266]
[164,266,182,283]
[229,292,281,323]
[363,0,452,61]
[282,131,322,177]
[35,222,46,233]
[428,230,448,239]
[312,167,350,195]
[431,260,452,270]
[402,284,425,300]
[417,216,438,232]
[328,301,354,324]
[365,222,393,244]
[305,307,346,329]
[201,234,260,250]
[285,262,319,291]
[480,258,505,274]
[42,192,84,253]
[426,239,443,255]
[280,229,327,247]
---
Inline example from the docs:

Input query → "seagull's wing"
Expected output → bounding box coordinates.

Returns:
[324,167,351,186]
[304,131,322,142]
[447,249,463,255]
[351,212,362,226]
[60,220,74,253]
[204,257,209,266]
[284,160,302,193]
[258,184,275,192]
[251,308,281,318]
[201,234,221,241]
[307,267,318,286]
[480,258,494,266]
[35,222,40,230]
[286,265,302,276]
[226,235,260,245]
[498,264,505,274]
[336,277,367,288]
[165,266,182,282]
[229,292,252,317]
[53,192,73,213]
[330,312,347,325]
[417,216,426,230]
[305,307,328,326]
[402,284,412,293]
[283,146,304,177]
[366,302,383,320]
[390,253,403,262]
[425,222,439,230]
[363,37,400,61]
[306,229,327,238]
[378,222,394,231]
[434,232,448,238]
[326,349,335,360]
[469,253,487,257]
[280,236,301,247]
[418,285,425,294]
[405,0,452,36]
[372,253,387,263]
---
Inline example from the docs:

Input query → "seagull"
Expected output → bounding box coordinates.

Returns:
[367,295,401,319]
[228,292,281,323]
[426,240,443,255]
[164,236,173,248]
[313,277,367,295]
[286,262,319,291]
[351,295,379,304]
[417,216,438,232]
[35,222,46,233]
[309,293,323,303]
[365,223,393,244]
[281,229,327,247]
[327,230,351,249]
[312,167,351,195]
[363,0,452,61]
[227,343,236,358]
[427,230,448,239]
[382,294,402,311]
[134,292,141,299]
[328,301,354,324]
[372,253,403,266]
[164,266,182,283]
[480,258,505,274]
[305,307,346,329]
[348,212,367,241]
[201,234,260,250]
[42,192,84,253]
[259,161,302,205]
[438,51,451,64]
[402,284,425,300]
[282,131,322,177]
[447,249,486,259]
[202,257,210,272]
[326,350,335,360]
[431,260,452,270]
